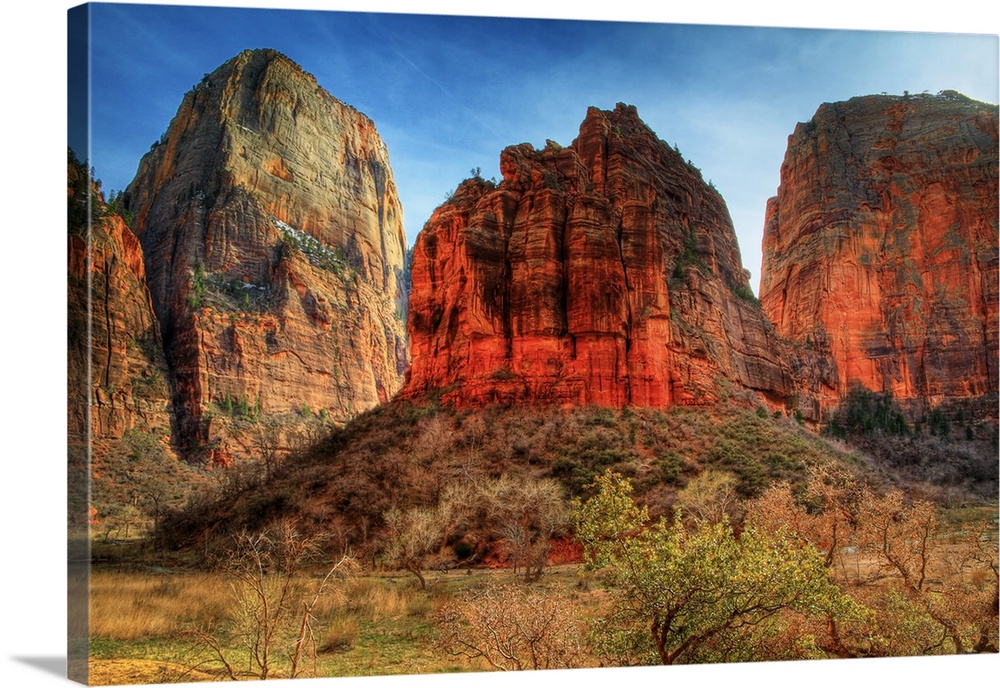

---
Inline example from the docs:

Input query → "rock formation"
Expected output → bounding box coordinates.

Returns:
[760,93,999,418]
[75,76,997,468]
[67,151,173,451]
[123,49,408,460]
[403,104,796,409]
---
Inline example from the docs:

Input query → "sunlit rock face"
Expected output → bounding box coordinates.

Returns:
[68,156,174,451]
[125,49,408,459]
[403,103,796,410]
[760,93,999,417]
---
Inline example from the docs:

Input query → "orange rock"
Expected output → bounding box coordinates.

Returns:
[67,155,174,446]
[760,93,999,417]
[403,104,795,411]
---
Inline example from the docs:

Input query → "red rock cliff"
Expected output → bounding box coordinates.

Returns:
[67,153,173,451]
[124,49,408,459]
[403,104,795,409]
[760,93,999,416]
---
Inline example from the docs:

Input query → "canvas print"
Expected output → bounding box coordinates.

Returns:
[67,1,999,685]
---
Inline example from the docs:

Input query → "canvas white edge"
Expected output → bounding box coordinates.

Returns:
[1,1,996,687]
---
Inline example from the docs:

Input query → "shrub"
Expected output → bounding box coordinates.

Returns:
[575,471,864,665]
[731,283,761,306]
[187,262,208,309]
[436,583,592,670]
[489,366,517,381]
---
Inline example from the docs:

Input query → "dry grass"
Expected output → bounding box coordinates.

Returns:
[89,570,229,640]
[311,576,428,655]
[336,577,415,619]
[88,658,217,686]
[320,616,360,652]
[89,564,465,678]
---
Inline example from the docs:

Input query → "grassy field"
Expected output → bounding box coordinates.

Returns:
[87,564,604,684]
[89,502,998,683]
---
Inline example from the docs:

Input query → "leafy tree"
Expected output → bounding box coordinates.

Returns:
[857,491,939,592]
[105,189,136,227]
[575,471,862,665]
[101,503,143,541]
[927,407,951,438]
[67,148,92,233]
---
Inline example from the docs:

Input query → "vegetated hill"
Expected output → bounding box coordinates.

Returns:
[122,48,408,462]
[761,92,999,420]
[825,385,998,498]
[154,394,996,566]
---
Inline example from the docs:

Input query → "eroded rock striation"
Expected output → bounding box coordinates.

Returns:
[124,49,408,459]
[403,104,796,409]
[67,152,174,451]
[760,93,999,417]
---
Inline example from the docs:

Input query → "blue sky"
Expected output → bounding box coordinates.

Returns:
[77,1,998,292]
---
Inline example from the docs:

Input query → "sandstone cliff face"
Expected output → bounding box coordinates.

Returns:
[67,153,173,450]
[404,104,795,409]
[124,49,407,459]
[760,93,999,416]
